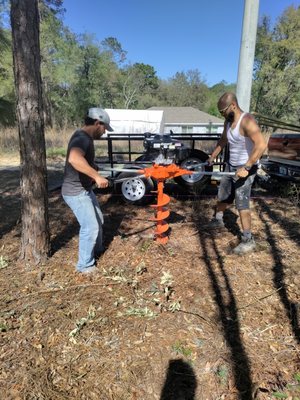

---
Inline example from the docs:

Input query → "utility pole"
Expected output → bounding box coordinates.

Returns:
[236,0,260,112]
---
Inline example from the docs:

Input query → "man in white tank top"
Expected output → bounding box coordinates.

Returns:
[207,92,266,255]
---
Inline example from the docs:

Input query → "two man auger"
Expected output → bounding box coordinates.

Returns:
[103,133,235,244]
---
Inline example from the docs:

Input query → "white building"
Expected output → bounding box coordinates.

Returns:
[148,106,224,134]
[105,106,224,135]
[105,109,163,135]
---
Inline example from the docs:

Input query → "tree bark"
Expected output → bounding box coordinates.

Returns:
[11,0,50,265]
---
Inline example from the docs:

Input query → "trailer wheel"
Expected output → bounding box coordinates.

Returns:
[174,149,212,192]
[115,171,155,205]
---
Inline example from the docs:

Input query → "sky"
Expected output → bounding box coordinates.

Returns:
[61,0,300,87]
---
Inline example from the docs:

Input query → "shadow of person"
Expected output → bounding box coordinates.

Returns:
[168,211,186,224]
[160,359,197,400]
[257,199,300,343]
[223,208,241,237]
[196,226,253,399]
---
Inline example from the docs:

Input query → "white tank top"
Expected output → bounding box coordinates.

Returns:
[227,113,255,166]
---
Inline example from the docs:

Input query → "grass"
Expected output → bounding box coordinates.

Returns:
[125,306,157,318]
[0,126,146,163]
[270,373,300,399]
[216,365,229,385]
[171,341,193,358]
[0,126,73,152]
[0,127,19,152]
[46,147,67,158]
[0,255,9,269]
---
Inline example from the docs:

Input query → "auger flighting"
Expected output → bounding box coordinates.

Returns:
[144,163,194,244]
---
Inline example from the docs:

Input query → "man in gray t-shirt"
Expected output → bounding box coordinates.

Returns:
[61,108,113,274]
[62,130,96,196]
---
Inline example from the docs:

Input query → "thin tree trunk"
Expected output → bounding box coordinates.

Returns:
[43,81,53,128]
[11,0,50,265]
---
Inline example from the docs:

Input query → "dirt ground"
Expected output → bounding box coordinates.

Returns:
[0,162,300,400]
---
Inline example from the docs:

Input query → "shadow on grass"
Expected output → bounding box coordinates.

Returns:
[257,199,300,344]
[196,222,253,399]
[223,208,241,238]
[0,167,63,239]
[0,195,21,239]
[49,193,78,255]
[160,359,197,400]
[0,169,21,239]
[256,198,300,246]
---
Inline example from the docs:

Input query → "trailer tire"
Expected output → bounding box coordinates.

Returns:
[174,149,212,193]
[115,170,155,205]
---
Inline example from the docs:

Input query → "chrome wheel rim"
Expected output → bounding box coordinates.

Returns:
[121,178,146,201]
[180,158,205,183]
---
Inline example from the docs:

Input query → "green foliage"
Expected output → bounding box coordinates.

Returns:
[46,147,66,157]
[208,81,236,116]
[168,300,181,312]
[69,305,96,343]
[72,36,121,115]
[295,372,300,383]
[101,36,127,64]
[216,364,229,385]
[270,372,300,399]
[125,306,156,318]
[139,239,152,252]
[272,392,288,399]
[0,21,15,126]
[0,255,9,269]
[0,322,8,332]
[171,341,192,358]
[121,62,159,108]
[1,2,299,128]
[252,6,300,126]
[39,6,83,125]
[157,69,209,110]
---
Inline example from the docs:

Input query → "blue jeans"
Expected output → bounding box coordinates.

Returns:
[63,190,104,272]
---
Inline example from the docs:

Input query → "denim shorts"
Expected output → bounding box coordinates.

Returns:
[218,164,257,210]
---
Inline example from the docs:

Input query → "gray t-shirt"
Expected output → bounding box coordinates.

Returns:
[61,129,96,196]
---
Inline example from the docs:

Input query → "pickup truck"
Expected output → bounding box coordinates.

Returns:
[260,133,300,182]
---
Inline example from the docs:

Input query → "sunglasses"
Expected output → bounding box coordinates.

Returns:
[219,103,232,114]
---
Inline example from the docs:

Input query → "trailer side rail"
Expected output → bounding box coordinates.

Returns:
[96,132,227,172]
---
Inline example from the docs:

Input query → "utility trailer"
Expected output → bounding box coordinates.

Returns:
[95,131,227,204]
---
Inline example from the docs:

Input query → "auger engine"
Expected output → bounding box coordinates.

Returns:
[143,132,190,165]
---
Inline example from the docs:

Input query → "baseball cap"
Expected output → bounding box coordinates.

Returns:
[87,107,114,131]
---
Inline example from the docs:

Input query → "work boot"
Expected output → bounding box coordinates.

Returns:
[233,236,256,255]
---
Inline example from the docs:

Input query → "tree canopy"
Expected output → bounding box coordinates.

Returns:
[0,2,299,126]
[252,6,300,125]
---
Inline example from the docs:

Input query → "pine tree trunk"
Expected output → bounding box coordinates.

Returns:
[11,0,50,265]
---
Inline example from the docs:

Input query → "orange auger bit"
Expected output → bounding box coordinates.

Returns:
[140,164,192,244]
[150,181,170,244]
